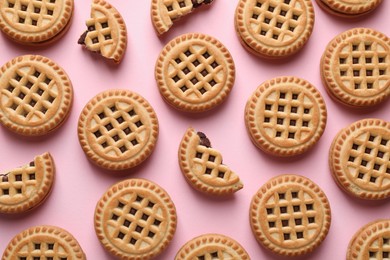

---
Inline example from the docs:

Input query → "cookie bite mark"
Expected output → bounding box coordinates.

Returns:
[179,127,243,196]
[79,0,127,64]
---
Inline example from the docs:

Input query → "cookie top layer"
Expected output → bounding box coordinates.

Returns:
[316,0,383,17]
[94,178,177,259]
[2,225,86,259]
[321,28,390,108]
[250,174,331,256]
[178,127,243,196]
[175,233,250,260]
[245,76,327,156]
[78,89,159,170]
[347,219,390,260]
[235,0,315,58]
[151,0,214,35]
[155,33,235,112]
[78,0,127,64]
[0,55,73,136]
[329,118,390,200]
[0,152,54,214]
[0,0,73,44]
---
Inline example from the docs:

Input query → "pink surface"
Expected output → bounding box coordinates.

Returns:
[0,0,389,259]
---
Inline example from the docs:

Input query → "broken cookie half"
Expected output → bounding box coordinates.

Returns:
[78,0,127,64]
[178,127,243,196]
[151,0,214,36]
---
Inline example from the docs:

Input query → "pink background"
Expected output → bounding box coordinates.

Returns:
[0,0,389,259]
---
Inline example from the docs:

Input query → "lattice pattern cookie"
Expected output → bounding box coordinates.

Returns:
[94,178,177,259]
[0,55,73,136]
[2,225,86,259]
[316,0,383,17]
[0,0,73,45]
[78,0,127,64]
[250,174,331,256]
[0,152,54,214]
[78,89,159,170]
[329,118,390,200]
[175,233,250,260]
[347,219,390,260]
[155,33,235,112]
[235,0,315,58]
[178,127,243,196]
[321,28,390,108]
[245,76,327,156]
[151,0,214,35]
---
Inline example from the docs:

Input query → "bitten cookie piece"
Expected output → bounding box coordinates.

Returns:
[0,152,54,214]
[0,0,74,45]
[94,178,177,259]
[0,55,73,136]
[2,225,86,259]
[151,0,214,36]
[178,127,243,196]
[78,0,127,64]
[175,233,250,259]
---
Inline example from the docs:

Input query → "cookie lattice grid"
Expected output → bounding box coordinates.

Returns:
[347,132,390,188]
[265,189,319,243]
[250,0,303,42]
[263,90,313,141]
[338,41,388,91]
[2,66,57,122]
[197,250,226,260]
[5,0,57,27]
[0,161,36,198]
[15,240,68,260]
[108,194,164,250]
[85,16,113,56]
[90,103,145,156]
[170,45,222,99]
[368,236,390,259]
[163,0,193,21]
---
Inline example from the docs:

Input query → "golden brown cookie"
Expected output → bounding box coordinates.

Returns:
[77,89,159,171]
[245,76,327,157]
[94,178,177,259]
[151,0,214,36]
[2,225,86,259]
[0,0,74,45]
[315,0,383,18]
[250,174,331,256]
[347,219,390,260]
[178,127,243,196]
[155,33,235,112]
[0,152,54,214]
[0,55,73,136]
[78,0,127,64]
[235,0,315,58]
[329,118,390,200]
[321,28,390,108]
[175,233,250,260]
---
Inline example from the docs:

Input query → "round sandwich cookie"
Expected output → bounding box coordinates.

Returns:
[250,174,331,256]
[2,225,86,259]
[94,178,177,260]
[78,0,127,64]
[78,89,159,171]
[315,0,383,18]
[0,152,54,214]
[0,55,73,136]
[151,0,214,36]
[321,28,390,108]
[329,118,390,200]
[0,0,74,45]
[155,33,235,113]
[234,0,315,59]
[178,127,243,196]
[175,233,250,260]
[245,76,327,157]
[347,219,390,260]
